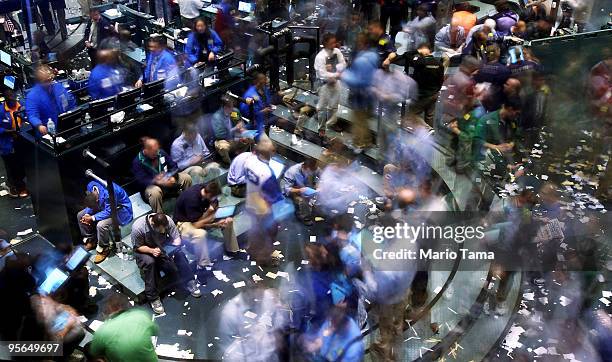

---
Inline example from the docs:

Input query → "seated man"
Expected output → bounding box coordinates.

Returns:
[226,142,255,197]
[132,213,201,314]
[132,137,192,213]
[174,181,240,269]
[282,158,319,226]
[171,124,221,184]
[211,95,245,165]
[434,18,466,67]
[77,180,134,263]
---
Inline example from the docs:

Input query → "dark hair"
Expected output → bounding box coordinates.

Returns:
[204,181,222,197]
[103,293,131,317]
[220,94,235,107]
[504,96,522,110]
[148,36,165,47]
[368,20,383,29]
[322,32,336,45]
[416,41,431,50]
[332,214,353,233]
[494,0,510,12]
[303,158,318,170]
[84,192,98,209]
[151,213,169,227]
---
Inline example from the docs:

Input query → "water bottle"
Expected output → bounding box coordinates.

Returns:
[84,112,92,130]
[46,118,55,135]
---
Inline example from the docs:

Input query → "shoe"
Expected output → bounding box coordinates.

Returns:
[7,189,19,198]
[18,190,29,198]
[151,298,165,314]
[225,250,249,260]
[84,238,97,251]
[495,301,508,316]
[483,300,491,315]
[93,249,110,264]
[187,280,201,298]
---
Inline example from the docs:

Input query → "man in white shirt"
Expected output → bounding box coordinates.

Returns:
[244,139,284,266]
[310,33,346,138]
[179,0,204,29]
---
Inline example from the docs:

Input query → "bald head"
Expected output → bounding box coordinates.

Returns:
[255,138,275,160]
[142,137,160,159]
[397,188,417,209]
[503,78,521,96]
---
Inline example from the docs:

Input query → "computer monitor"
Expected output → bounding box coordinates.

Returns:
[142,78,166,105]
[38,268,69,295]
[238,1,255,13]
[57,108,84,138]
[116,87,142,112]
[0,50,11,66]
[65,246,89,271]
[3,75,15,89]
[89,96,116,125]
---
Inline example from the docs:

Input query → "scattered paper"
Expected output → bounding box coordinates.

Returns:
[211,289,223,297]
[17,228,33,236]
[233,281,246,288]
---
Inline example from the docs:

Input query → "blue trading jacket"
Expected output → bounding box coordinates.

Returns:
[25,82,76,128]
[240,85,272,138]
[88,63,126,100]
[84,180,134,226]
[0,101,22,155]
[184,30,224,68]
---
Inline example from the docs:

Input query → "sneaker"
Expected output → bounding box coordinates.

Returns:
[151,298,165,314]
[187,280,201,298]
[483,300,491,315]
[495,301,508,316]
[225,250,249,260]
[93,249,110,264]
[84,239,97,251]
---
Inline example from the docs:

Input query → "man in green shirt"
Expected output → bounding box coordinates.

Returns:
[90,294,159,362]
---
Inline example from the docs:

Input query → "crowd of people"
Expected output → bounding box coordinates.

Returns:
[0,0,611,361]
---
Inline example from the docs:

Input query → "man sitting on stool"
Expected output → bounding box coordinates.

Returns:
[171,124,221,184]
[132,213,201,314]
[282,158,319,226]
[78,180,134,263]
[174,181,241,269]
[132,137,192,214]
[211,95,246,166]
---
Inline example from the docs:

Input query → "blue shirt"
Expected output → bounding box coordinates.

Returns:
[340,49,379,89]
[184,30,224,68]
[281,162,317,196]
[0,101,22,155]
[88,63,126,100]
[84,180,133,226]
[143,49,178,83]
[240,85,273,139]
[211,108,239,140]
[170,133,212,170]
[316,317,364,362]
[25,82,76,128]
[227,151,254,186]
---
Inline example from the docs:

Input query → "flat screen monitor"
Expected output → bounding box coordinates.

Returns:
[38,268,69,295]
[116,87,142,111]
[215,205,236,219]
[142,78,165,104]
[89,96,115,121]
[0,50,11,66]
[57,108,84,137]
[3,75,15,89]
[238,1,255,13]
[65,246,89,271]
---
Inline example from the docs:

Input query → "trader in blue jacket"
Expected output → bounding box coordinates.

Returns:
[239,72,276,141]
[135,37,179,88]
[25,64,76,136]
[0,89,27,198]
[184,18,224,68]
[78,180,134,263]
[88,49,127,100]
